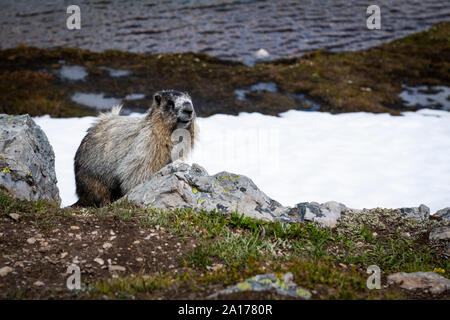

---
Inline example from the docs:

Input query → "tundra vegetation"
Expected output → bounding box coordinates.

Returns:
[0,22,448,118]
[0,190,448,299]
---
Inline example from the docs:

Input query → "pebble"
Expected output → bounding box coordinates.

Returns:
[70,226,79,230]
[103,242,113,249]
[9,213,20,221]
[94,258,104,265]
[26,237,36,244]
[0,266,14,277]
[33,281,45,287]
[108,265,126,272]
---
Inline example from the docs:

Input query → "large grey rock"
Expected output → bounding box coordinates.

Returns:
[124,162,349,227]
[387,272,450,295]
[399,204,430,221]
[0,114,60,203]
[207,273,312,299]
[287,201,347,228]
[123,161,296,223]
[434,207,450,221]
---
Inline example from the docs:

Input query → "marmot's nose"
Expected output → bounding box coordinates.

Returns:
[181,102,193,117]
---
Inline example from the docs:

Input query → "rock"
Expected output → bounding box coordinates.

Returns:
[0,114,60,203]
[8,213,20,221]
[108,265,126,272]
[429,226,450,241]
[387,272,450,295]
[288,201,347,228]
[33,281,45,287]
[103,242,112,249]
[207,273,311,299]
[94,258,104,265]
[0,266,14,277]
[434,207,450,221]
[254,48,270,59]
[399,204,430,221]
[123,162,296,223]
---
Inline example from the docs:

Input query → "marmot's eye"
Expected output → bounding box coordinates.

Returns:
[167,100,175,108]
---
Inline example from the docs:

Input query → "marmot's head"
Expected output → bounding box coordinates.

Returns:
[152,90,196,130]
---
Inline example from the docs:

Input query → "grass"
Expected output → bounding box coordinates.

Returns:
[0,189,448,300]
[0,22,448,118]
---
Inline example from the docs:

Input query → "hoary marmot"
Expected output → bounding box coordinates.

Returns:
[73,90,197,207]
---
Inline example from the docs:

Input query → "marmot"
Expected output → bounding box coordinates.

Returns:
[73,90,197,207]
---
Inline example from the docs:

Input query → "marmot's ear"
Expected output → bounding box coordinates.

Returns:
[154,93,162,106]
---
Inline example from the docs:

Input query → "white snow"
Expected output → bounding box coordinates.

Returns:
[33,109,450,213]
[71,93,122,110]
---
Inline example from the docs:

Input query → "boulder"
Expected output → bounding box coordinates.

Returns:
[399,204,430,221]
[287,201,347,228]
[123,161,295,223]
[0,114,60,203]
[123,162,349,227]
[434,207,450,221]
[387,272,450,295]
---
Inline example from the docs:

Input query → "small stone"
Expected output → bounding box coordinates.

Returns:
[70,226,79,230]
[0,266,13,277]
[94,258,104,265]
[133,240,140,245]
[136,257,143,262]
[33,281,45,287]
[108,265,126,272]
[103,242,112,249]
[9,213,20,221]
[27,237,36,244]
[60,252,68,259]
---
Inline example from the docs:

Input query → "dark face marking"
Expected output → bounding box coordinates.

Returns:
[153,90,196,130]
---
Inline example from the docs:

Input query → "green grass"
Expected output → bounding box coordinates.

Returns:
[0,190,448,299]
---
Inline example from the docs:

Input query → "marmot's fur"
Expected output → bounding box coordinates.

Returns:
[73,90,197,207]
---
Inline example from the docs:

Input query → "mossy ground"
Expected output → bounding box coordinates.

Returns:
[0,190,448,300]
[0,23,448,118]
